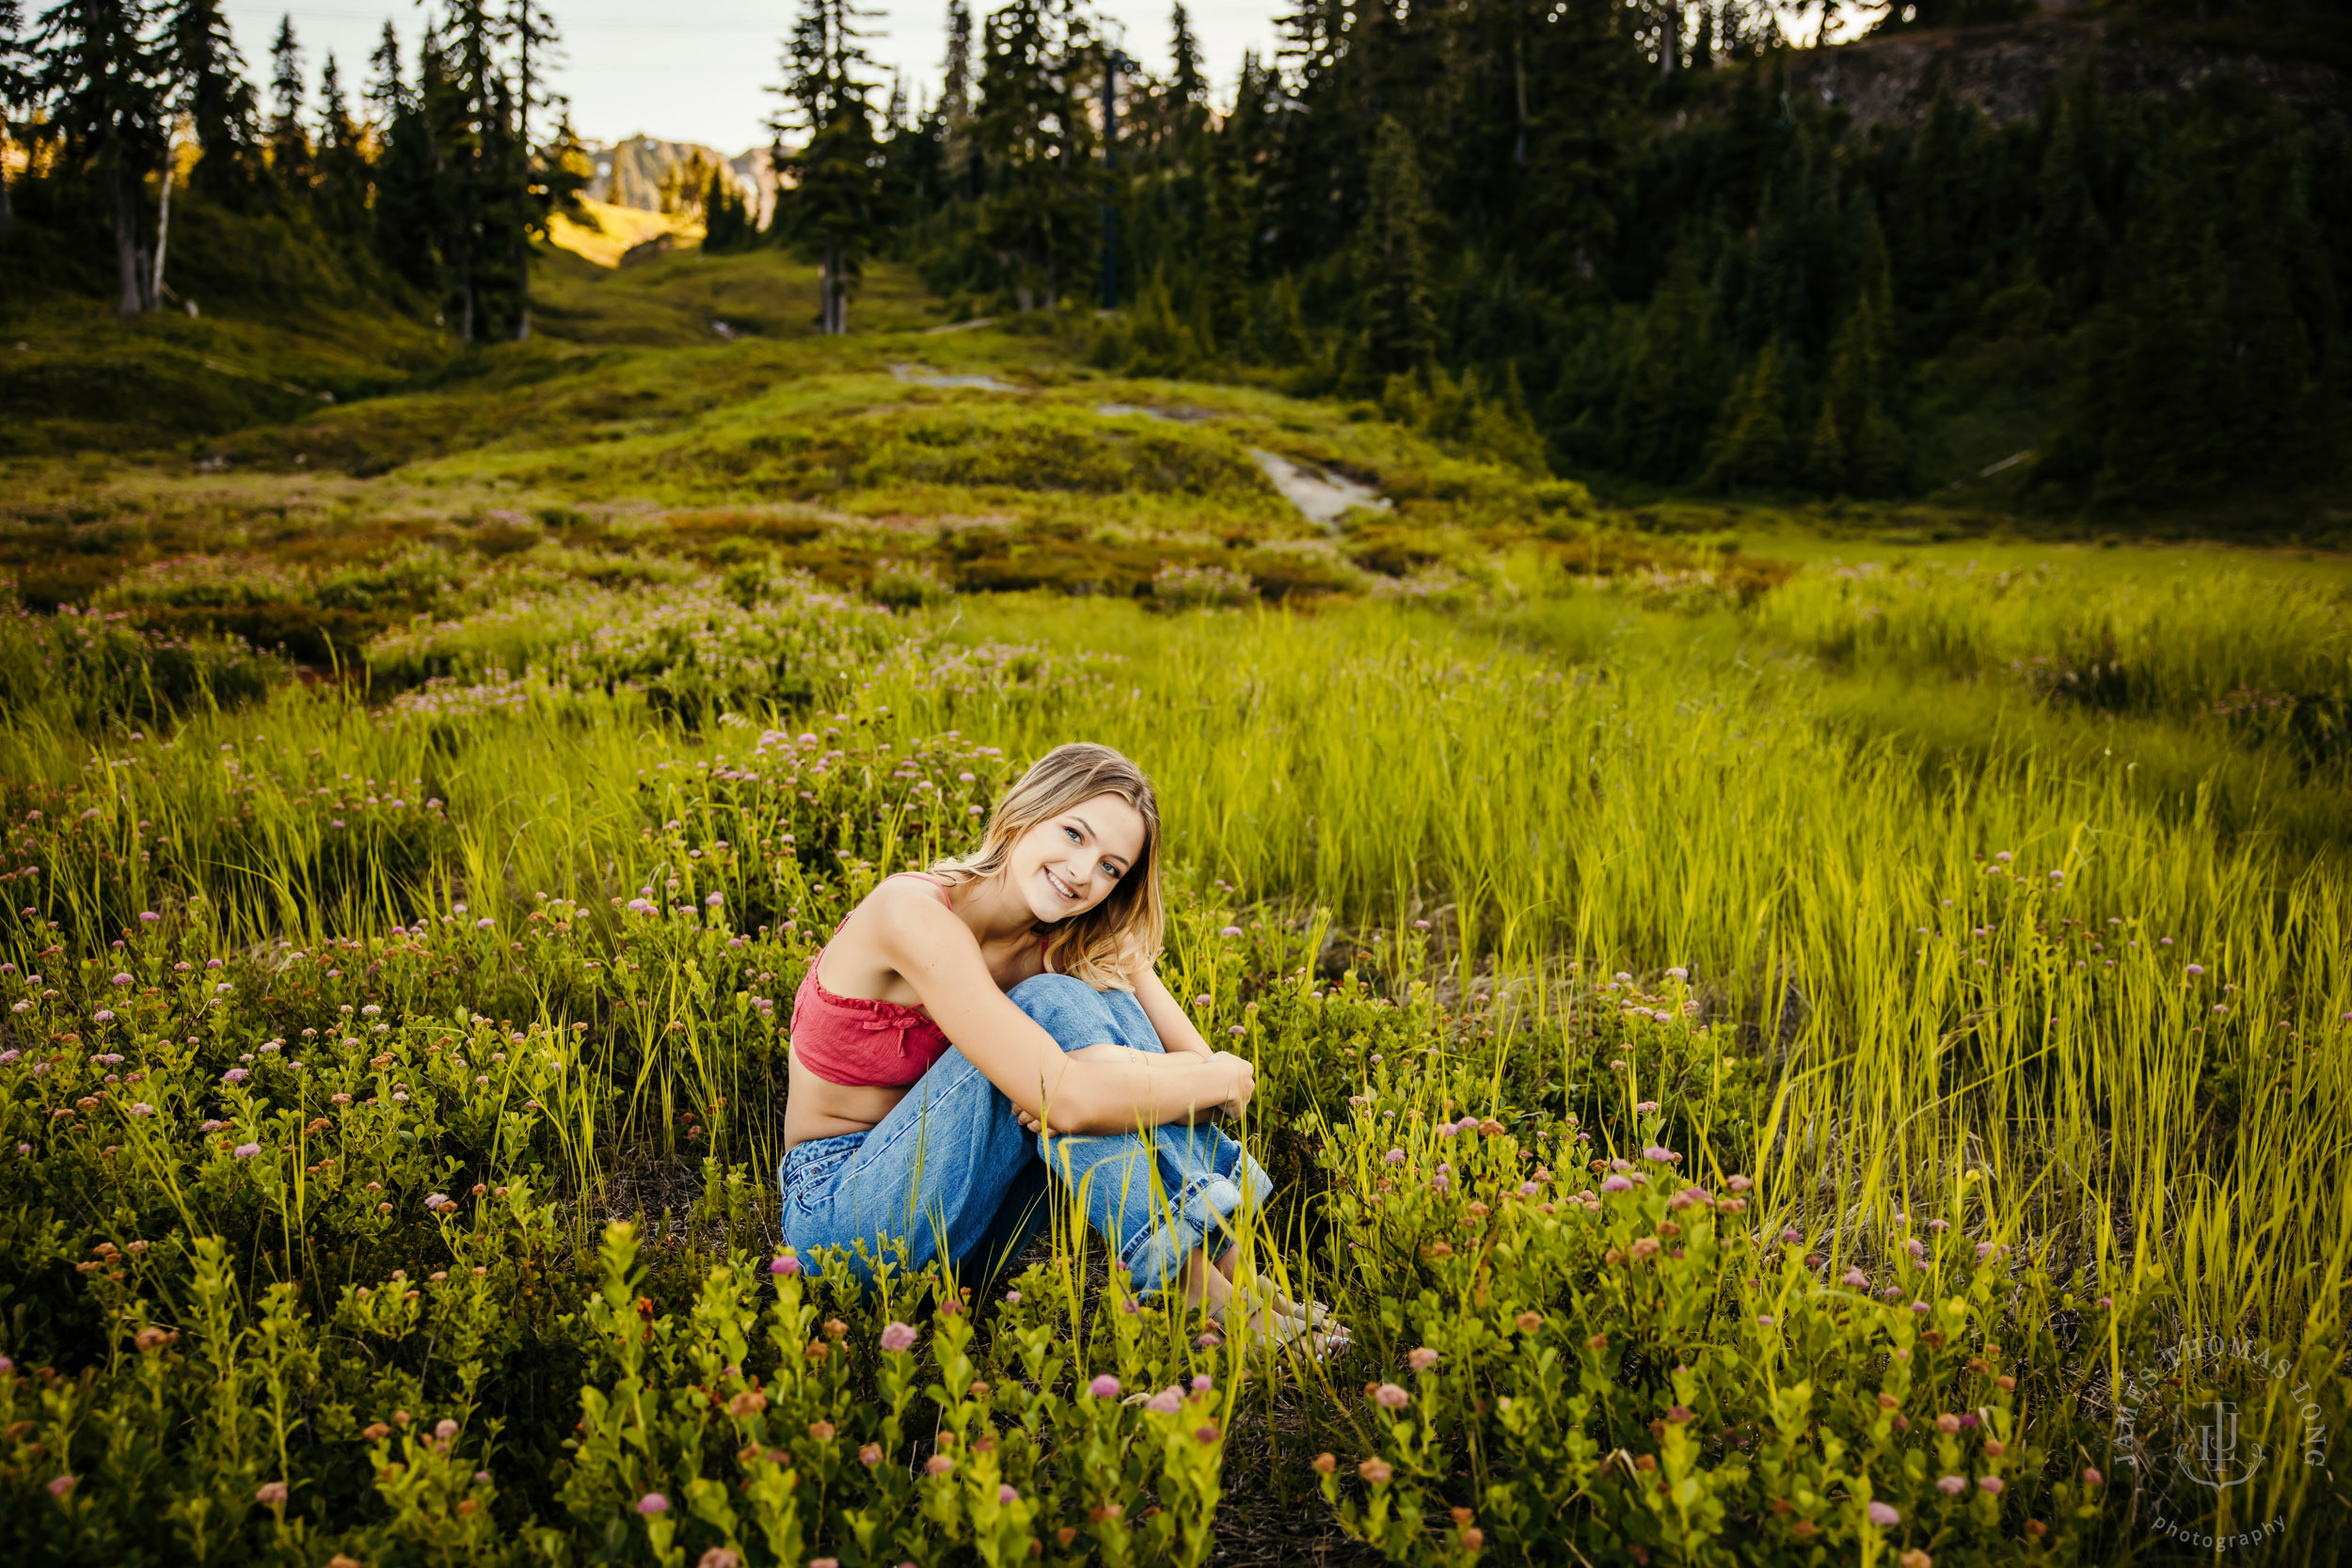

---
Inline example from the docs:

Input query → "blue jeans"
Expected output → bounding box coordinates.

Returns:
[779,974,1270,1297]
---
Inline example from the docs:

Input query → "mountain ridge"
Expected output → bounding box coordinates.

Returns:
[580,135,782,225]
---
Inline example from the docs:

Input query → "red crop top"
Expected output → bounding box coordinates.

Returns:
[787,874,964,1088]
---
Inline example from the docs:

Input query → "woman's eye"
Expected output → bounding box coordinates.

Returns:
[1101,863,1121,879]
[1063,826,1081,843]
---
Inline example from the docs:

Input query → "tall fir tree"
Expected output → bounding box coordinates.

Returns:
[368,22,444,300]
[0,0,26,230]
[1167,1,1205,141]
[1610,245,1725,481]
[774,0,882,333]
[703,163,754,251]
[1704,333,1795,492]
[1803,202,1906,494]
[2034,78,2106,316]
[438,0,505,341]
[1194,136,1249,356]
[1168,2,1203,101]
[938,0,975,196]
[974,0,1094,311]
[166,0,257,198]
[312,51,368,240]
[265,11,306,184]
[1518,0,1636,288]
[508,0,570,339]
[1358,115,1435,378]
[33,0,168,312]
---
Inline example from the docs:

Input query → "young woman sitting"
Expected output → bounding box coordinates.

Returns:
[778,741,1338,1354]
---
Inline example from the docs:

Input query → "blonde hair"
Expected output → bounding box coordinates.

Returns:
[930,742,1164,990]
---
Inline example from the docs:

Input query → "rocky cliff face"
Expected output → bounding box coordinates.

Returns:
[582,136,780,226]
[1781,18,2349,128]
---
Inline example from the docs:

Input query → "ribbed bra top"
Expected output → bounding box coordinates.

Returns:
[788,873,1032,1089]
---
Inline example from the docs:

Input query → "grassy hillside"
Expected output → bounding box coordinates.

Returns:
[545,198,707,270]
[2,221,2348,1564]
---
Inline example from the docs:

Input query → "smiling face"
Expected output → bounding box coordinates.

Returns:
[1004,791,1149,926]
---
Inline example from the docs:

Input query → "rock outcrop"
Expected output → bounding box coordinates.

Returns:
[1780,18,2349,128]
[582,136,781,226]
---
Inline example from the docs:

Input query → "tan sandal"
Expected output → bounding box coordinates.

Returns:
[1231,1270,1336,1331]
[1207,1279,1349,1361]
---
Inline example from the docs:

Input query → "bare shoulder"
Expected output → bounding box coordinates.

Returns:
[852,877,967,952]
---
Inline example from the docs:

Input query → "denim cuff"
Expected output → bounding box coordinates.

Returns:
[1122,1148,1273,1297]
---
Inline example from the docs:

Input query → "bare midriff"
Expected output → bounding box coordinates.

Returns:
[784,1052,913,1150]
[783,873,1051,1153]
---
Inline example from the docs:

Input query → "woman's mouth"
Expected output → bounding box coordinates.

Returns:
[1044,867,1081,903]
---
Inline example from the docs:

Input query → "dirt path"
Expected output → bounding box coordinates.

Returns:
[882,372,1391,530]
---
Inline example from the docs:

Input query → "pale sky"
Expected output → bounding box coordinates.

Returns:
[221,2,1840,158]
[220,1,1294,154]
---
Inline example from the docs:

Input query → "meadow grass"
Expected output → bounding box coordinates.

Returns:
[2,544,2345,1563]
[0,246,2346,1564]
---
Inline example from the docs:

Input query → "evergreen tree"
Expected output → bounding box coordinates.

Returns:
[368,23,444,300]
[1167,1,1205,142]
[1610,245,1725,481]
[973,0,1094,311]
[266,11,307,184]
[1804,202,1907,494]
[1704,334,1795,491]
[33,0,168,313]
[939,0,975,195]
[1194,138,1248,356]
[0,0,27,230]
[509,0,570,340]
[1168,3,1203,105]
[166,0,257,198]
[774,0,883,333]
[704,164,754,251]
[363,19,402,121]
[1359,114,1435,378]
[2035,78,2106,317]
[312,52,369,240]
[1519,0,1637,289]
[1893,78,1972,325]
[1258,272,1312,367]
[437,0,504,341]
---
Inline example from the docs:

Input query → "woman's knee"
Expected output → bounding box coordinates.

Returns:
[1009,973,1120,1049]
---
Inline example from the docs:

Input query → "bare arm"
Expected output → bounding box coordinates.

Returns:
[1128,958,1214,1057]
[872,891,1251,1135]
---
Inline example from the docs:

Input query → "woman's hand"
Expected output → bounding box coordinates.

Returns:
[1210,1051,1255,1119]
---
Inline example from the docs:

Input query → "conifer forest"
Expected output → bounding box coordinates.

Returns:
[0,2,2348,1565]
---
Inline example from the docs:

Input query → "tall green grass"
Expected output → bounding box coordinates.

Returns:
[2,543,2344,1560]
